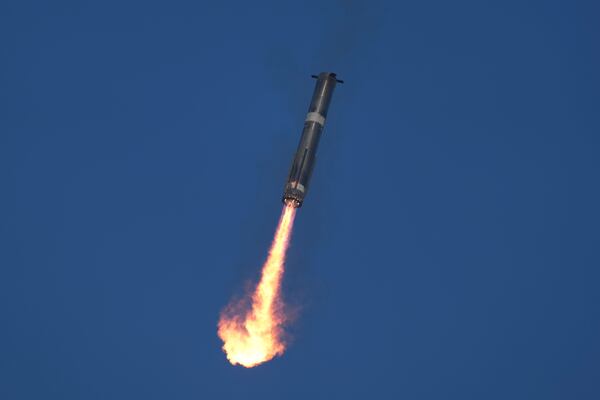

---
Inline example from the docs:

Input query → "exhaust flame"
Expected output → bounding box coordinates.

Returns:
[218,204,297,367]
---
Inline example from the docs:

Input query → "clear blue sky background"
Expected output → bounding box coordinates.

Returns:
[2,1,599,399]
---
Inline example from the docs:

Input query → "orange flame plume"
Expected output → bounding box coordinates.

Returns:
[218,204,297,367]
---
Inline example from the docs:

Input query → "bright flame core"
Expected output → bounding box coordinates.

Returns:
[218,205,297,367]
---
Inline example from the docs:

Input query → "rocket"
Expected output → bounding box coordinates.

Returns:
[282,72,343,208]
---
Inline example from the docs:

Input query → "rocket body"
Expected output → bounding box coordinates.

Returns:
[282,72,341,208]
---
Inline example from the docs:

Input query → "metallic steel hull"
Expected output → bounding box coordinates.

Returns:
[283,72,341,207]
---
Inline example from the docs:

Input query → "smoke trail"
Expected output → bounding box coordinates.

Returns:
[218,204,297,367]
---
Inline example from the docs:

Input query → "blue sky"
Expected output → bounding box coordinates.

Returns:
[2,1,599,399]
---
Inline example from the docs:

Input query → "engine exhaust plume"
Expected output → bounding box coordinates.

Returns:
[218,204,297,368]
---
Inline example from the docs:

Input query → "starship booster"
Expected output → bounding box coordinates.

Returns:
[282,72,342,208]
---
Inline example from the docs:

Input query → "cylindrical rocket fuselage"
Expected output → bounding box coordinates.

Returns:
[283,72,341,207]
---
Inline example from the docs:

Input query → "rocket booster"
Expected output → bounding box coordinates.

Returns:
[282,72,342,208]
